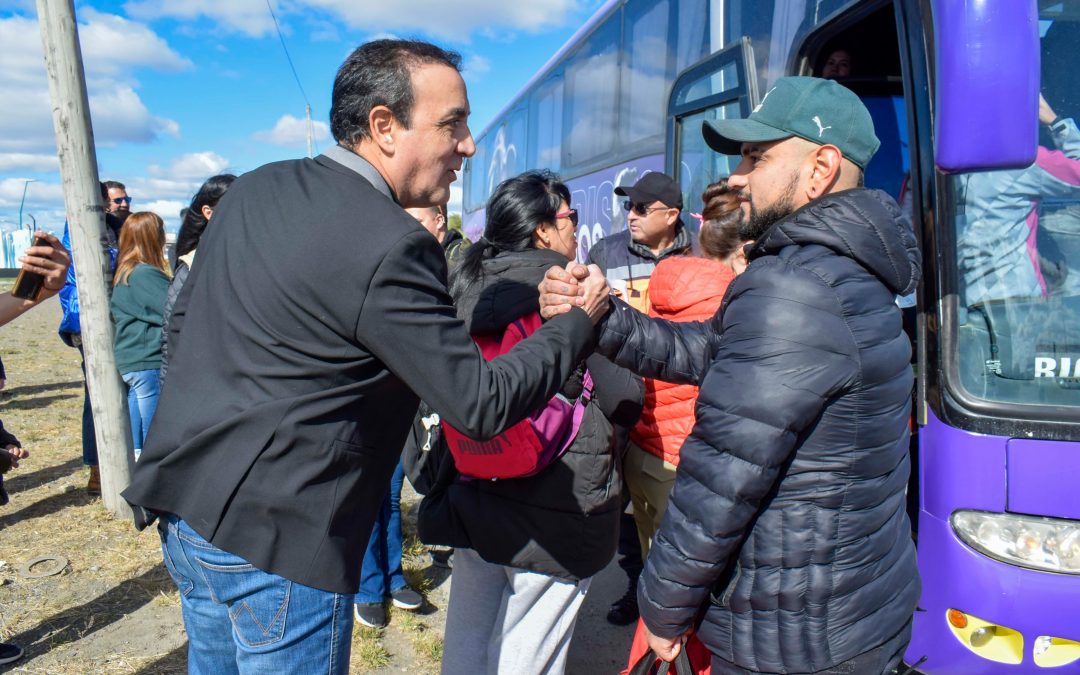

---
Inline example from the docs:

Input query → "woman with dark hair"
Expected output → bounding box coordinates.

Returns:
[111,211,171,460]
[623,179,751,566]
[160,174,236,379]
[421,170,624,675]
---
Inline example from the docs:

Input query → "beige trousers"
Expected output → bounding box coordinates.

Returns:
[623,440,677,559]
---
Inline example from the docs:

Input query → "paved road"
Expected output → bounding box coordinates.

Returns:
[566,557,637,673]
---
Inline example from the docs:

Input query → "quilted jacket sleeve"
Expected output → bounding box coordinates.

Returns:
[594,297,719,386]
[637,258,861,639]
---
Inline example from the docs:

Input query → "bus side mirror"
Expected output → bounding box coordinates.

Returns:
[933,0,1039,173]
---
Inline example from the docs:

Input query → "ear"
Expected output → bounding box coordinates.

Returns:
[533,224,552,250]
[369,105,397,154]
[200,205,214,221]
[664,208,680,226]
[807,144,843,199]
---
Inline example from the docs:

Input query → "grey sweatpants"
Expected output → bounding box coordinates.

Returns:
[440,548,592,675]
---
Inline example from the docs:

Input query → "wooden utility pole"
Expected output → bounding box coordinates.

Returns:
[37,0,133,518]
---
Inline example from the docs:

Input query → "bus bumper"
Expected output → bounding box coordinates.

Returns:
[905,511,1080,673]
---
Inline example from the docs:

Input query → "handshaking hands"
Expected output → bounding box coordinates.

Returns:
[538,262,611,323]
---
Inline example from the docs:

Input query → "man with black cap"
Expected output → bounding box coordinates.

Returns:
[540,76,922,674]
[587,171,693,315]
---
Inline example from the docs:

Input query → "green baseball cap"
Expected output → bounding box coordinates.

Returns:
[702,76,880,169]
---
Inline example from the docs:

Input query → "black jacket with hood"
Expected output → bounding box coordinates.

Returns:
[419,247,633,581]
[595,189,922,673]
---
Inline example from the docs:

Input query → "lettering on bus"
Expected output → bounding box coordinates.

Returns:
[1034,356,1080,379]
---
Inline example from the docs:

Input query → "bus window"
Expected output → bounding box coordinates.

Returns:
[564,15,620,168]
[674,0,712,72]
[862,95,908,200]
[677,102,742,217]
[465,136,488,212]
[486,106,527,192]
[620,0,671,147]
[724,0,862,89]
[528,75,563,173]
[951,8,1080,411]
[668,37,757,216]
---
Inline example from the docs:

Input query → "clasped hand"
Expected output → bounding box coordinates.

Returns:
[538,262,610,323]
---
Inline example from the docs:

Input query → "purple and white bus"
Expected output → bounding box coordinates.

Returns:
[463,0,1080,672]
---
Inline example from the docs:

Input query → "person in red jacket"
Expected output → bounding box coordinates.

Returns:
[625,180,751,559]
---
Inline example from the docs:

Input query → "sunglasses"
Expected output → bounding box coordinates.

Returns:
[112,196,133,205]
[622,200,667,216]
[555,209,579,227]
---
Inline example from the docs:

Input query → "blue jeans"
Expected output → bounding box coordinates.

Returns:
[357,460,407,604]
[121,369,160,460]
[77,344,98,466]
[158,514,353,674]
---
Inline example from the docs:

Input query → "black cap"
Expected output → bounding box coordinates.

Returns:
[614,172,683,209]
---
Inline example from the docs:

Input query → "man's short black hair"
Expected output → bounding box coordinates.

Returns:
[330,39,462,148]
[103,180,126,192]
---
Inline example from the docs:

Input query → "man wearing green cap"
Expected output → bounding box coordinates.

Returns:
[540,76,922,674]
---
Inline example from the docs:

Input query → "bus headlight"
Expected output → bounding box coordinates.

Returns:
[951,510,1080,574]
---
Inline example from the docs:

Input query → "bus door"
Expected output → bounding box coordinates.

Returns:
[665,37,759,219]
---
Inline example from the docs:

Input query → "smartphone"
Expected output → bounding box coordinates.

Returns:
[11,236,49,300]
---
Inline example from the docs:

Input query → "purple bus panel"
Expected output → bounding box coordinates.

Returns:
[462,154,665,262]
[1008,439,1080,521]
[933,0,1039,173]
[906,410,1080,673]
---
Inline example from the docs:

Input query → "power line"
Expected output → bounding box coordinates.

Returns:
[265,0,310,107]
[265,0,318,156]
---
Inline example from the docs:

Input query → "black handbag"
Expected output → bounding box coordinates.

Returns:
[628,647,695,675]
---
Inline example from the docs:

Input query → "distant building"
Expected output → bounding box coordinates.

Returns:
[2,230,33,270]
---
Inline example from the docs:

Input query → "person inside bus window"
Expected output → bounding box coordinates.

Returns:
[959,93,1080,309]
[820,48,852,79]
[541,76,921,675]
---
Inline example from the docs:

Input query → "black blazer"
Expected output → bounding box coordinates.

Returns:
[122,151,594,593]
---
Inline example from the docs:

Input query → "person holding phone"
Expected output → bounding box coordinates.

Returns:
[110,212,171,461]
[0,230,70,667]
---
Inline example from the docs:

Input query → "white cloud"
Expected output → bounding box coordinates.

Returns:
[312,0,577,40]
[79,9,193,75]
[0,153,59,173]
[124,0,274,38]
[0,178,65,210]
[126,0,576,40]
[463,54,491,82]
[447,183,463,218]
[148,152,232,181]
[253,115,331,147]
[140,199,188,230]
[0,13,186,154]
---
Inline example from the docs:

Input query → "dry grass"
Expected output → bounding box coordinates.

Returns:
[0,287,447,673]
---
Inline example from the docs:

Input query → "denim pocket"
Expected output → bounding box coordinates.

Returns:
[193,554,292,648]
[157,523,194,597]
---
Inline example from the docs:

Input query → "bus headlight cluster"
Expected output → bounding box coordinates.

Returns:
[951,510,1080,574]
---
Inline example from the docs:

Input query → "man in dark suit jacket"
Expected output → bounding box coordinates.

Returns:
[122,39,609,672]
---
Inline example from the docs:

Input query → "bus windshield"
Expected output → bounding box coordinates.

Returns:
[950,4,1080,411]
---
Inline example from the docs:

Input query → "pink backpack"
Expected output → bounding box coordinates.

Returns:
[442,311,592,480]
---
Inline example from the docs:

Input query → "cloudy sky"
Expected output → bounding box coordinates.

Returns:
[0,0,601,233]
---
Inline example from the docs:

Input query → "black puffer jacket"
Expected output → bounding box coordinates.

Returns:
[597,189,921,673]
[418,247,629,581]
